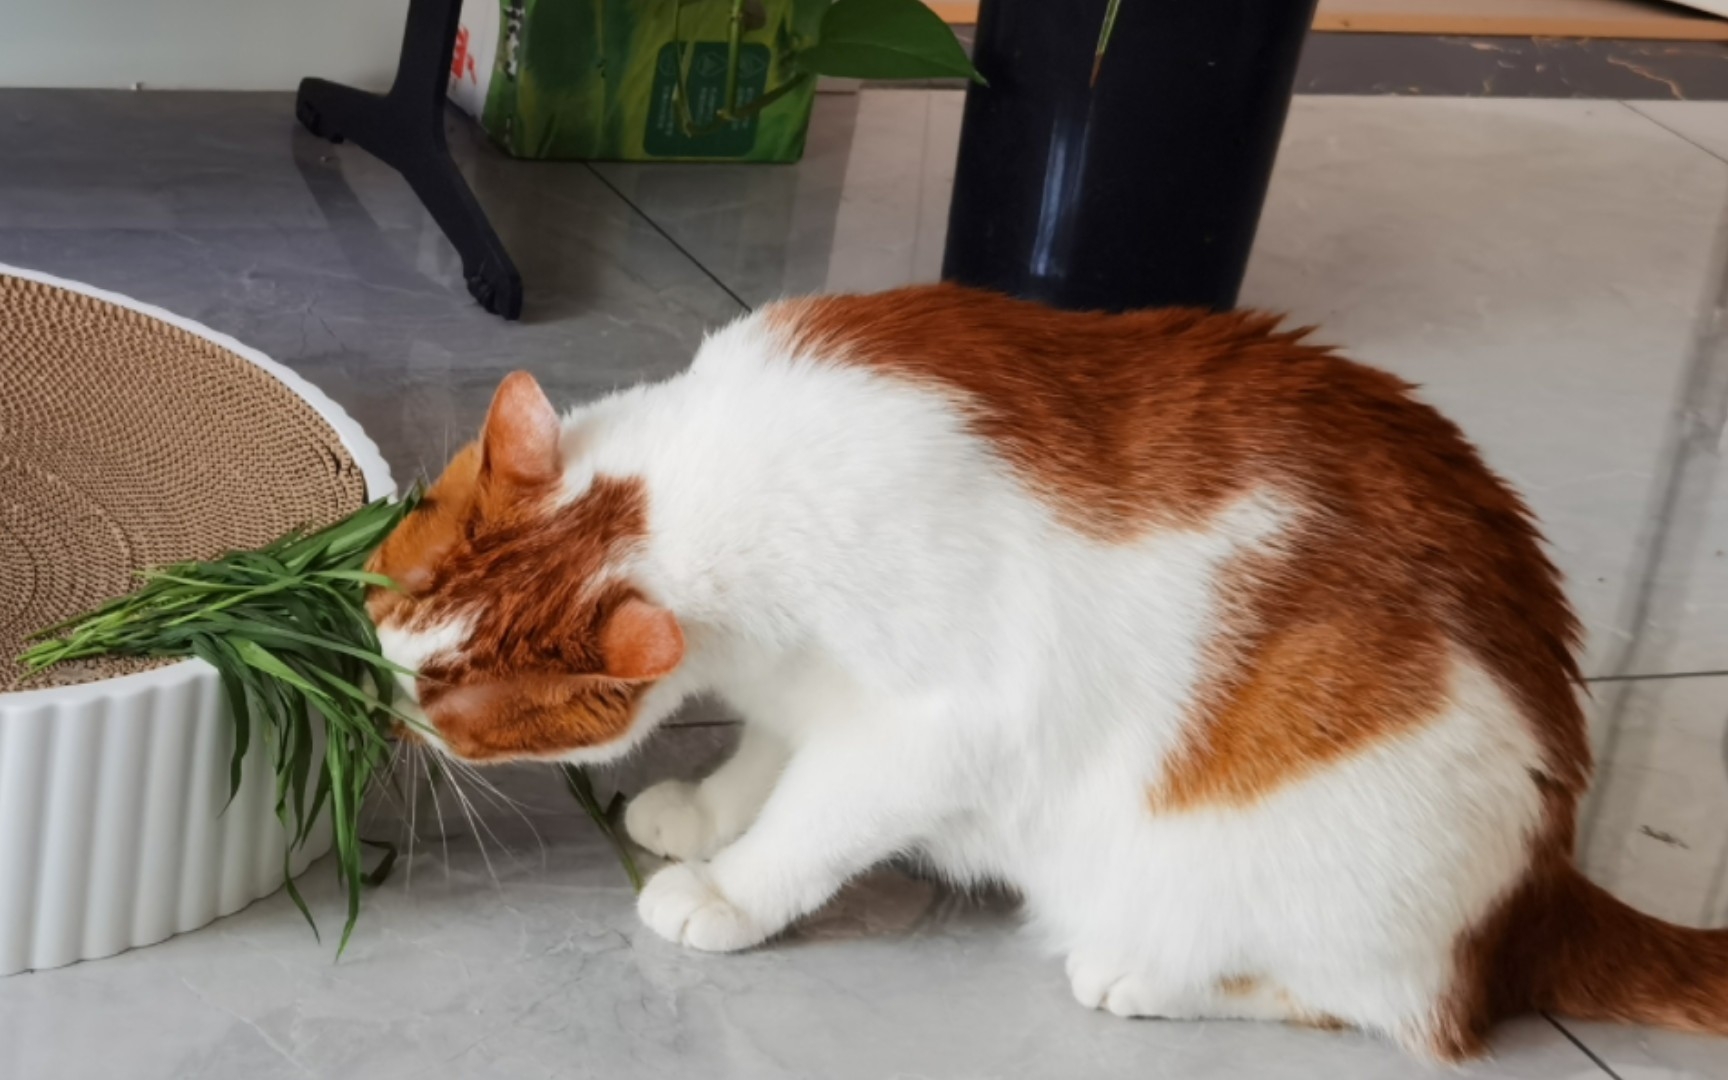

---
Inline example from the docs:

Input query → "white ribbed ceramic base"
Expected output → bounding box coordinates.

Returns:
[0,667,335,975]
[0,264,394,976]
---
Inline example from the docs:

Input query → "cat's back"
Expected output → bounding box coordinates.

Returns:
[758,283,1485,537]
[756,284,1589,799]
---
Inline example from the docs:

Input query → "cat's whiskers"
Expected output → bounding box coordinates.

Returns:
[367,741,409,820]
[441,761,504,891]
[444,763,513,858]
[455,761,532,812]
[357,754,405,849]
[375,739,404,792]
[445,758,548,871]
[421,748,452,882]
[405,743,420,890]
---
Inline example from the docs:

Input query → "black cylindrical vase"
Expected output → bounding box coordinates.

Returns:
[942,0,1318,312]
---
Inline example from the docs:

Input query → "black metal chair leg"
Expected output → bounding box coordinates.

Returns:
[295,0,524,320]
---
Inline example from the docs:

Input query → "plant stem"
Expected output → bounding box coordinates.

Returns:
[719,0,747,121]
[674,72,807,138]
[1092,0,1123,88]
[561,765,644,891]
[671,0,699,135]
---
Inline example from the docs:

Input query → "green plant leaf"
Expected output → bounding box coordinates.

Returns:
[191,633,251,806]
[201,617,416,675]
[1092,0,1122,86]
[795,0,984,84]
[233,639,332,703]
[293,720,324,847]
[283,848,319,942]
[561,765,644,892]
[310,569,401,591]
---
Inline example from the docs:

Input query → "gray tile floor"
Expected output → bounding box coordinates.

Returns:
[2,87,1728,1078]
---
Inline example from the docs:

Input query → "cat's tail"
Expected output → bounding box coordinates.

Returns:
[1530,865,1728,1033]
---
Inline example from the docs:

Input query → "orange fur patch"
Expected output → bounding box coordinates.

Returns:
[1295,1012,1350,1033]
[367,442,483,617]
[404,473,654,760]
[367,373,666,761]
[772,285,1587,816]
[1151,568,1451,812]
[1265,989,1348,1032]
[1217,974,1259,997]
[600,598,685,681]
[420,670,640,762]
[1436,844,1728,1060]
[770,288,1309,539]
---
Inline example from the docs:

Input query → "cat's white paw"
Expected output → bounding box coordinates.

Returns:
[625,780,716,861]
[1066,954,1166,1018]
[638,864,767,952]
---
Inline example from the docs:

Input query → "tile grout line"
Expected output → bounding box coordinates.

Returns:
[1543,1013,1628,1080]
[1576,183,1728,842]
[582,163,755,314]
[1616,100,1728,168]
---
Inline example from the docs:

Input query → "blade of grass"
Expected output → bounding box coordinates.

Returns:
[561,765,643,892]
[1091,0,1122,87]
[190,633,251,805]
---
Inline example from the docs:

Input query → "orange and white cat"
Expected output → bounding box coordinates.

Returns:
[368,284,1728,1061]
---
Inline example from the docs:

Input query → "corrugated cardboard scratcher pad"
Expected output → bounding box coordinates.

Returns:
[0,270,368,688]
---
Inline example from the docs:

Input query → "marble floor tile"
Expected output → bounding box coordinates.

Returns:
[1550,1022,1728,1080]
[1629,101,1728,165]
[1575,674,1728,930]
[0,959,309,1080]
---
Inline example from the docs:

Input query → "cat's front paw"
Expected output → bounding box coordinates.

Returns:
[638,863,767,952]
[625,780,716,861]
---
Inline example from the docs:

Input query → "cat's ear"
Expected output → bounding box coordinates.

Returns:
[482,371,562,487]
[599,597,684,681]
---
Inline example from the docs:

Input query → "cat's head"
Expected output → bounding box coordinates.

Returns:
[366,372,684,764]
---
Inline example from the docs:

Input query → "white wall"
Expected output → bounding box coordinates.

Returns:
[0,0,412,90]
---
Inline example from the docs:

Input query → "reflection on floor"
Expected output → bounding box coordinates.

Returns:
[0,86,1725,1078]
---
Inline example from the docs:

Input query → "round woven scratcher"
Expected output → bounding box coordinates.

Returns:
[0,271,368,689]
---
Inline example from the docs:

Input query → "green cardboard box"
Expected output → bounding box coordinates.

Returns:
[450,0,828,162]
